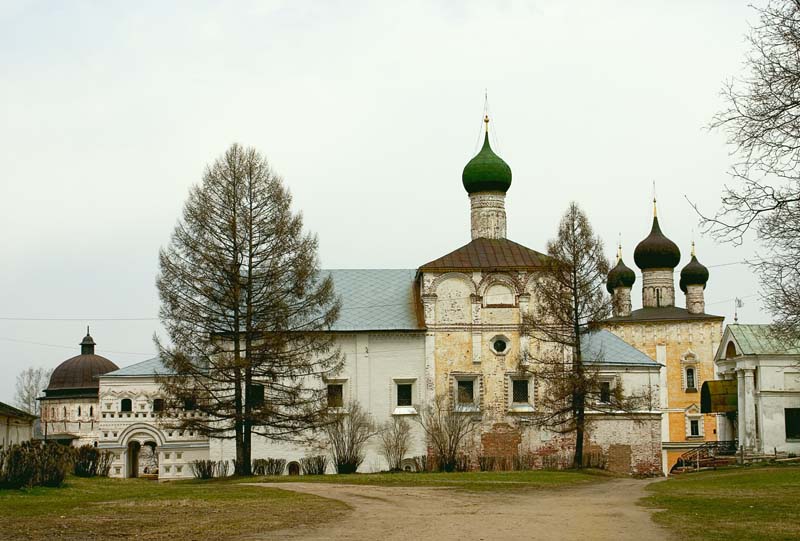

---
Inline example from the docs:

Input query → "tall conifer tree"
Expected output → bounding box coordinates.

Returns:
[157,144,341,475]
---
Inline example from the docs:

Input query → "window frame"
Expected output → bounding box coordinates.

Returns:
[453,375,480,413]
[120,399,132,413]
[325,379,347,410]
[508,375,534,412]
[685,366,697,392]
[686,412,704,438]
[392,378,417,415]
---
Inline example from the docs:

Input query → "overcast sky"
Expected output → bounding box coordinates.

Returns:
[0,1,769,404]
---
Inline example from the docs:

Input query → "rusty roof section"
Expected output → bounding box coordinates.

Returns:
[419,238,549,271]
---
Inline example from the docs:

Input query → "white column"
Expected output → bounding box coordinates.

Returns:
[742,368,757,451]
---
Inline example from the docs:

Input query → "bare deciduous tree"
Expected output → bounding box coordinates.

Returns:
[157,143,342,476]
[378,416,412,471]
[700,1,800,338]
[14,367,52,415]
[523,202,611,468]
[415,394,476,472]
[324,401,376,474]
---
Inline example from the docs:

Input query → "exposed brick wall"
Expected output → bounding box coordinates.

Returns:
[481,423,521,457]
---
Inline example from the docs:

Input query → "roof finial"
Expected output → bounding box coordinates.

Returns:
[691,241,696,257]
[86,325,90,336]
[617,233,622,262]
[652,180,658,217]
[484,113,490,133]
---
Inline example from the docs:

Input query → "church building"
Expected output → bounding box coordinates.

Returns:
[600,204,724,474]
[42,115,671,478]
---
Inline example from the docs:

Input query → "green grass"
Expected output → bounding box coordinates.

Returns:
[643,465,800,541]
[0,475,347,541]
[246,468,612,492]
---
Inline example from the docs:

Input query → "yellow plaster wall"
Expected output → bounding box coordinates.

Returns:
[601,318,723,444]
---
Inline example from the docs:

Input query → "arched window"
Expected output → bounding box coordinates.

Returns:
[78,406,82,417]
[50,407,55,419]
[656,289,662,307]
[89,406,94,417]
[120,399,132,412]
[686,367,696,390]
[62,407,67,418]
[725,342,737,359]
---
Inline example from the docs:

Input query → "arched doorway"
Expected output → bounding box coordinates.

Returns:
[288,461,300,476]
[128,441,141,478]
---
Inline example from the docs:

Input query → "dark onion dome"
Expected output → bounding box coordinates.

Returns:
[462,117,512,194]
[44,329,118,394]
[680,244,709,293]
[633,206,681,270]
[607,256,636,294]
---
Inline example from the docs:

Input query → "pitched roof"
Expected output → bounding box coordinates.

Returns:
[326,269,423,331]
[602,306,723,324]
[419,238,549,271]
[0,401,37,420]
[582,330,658,366]
[102,357,172,377]
[727,324,800,356]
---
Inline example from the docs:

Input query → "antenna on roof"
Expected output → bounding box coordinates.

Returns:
[734,297,744,323]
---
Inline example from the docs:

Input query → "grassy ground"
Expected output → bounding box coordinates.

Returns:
[246,468,612,492]
[643,465,800,541]
[0,475,347,541]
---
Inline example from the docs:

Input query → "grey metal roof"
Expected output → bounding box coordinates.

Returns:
[727,324,800,356]
[102,356,171,377]
[583,330,658,366]
[326,269,423,331]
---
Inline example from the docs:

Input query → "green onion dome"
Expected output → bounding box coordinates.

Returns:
[679,246,709,293]
[607,257,636,294]
[462,131,512,194]
[634,215,681,270]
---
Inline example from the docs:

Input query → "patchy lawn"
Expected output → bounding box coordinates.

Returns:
[0,475,347,541]
[642,466,800,541]
[247,468,612,492]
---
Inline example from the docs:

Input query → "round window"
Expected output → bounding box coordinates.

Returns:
[493,339,507,353]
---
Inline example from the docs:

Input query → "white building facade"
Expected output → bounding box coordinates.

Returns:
[710,324,800,455]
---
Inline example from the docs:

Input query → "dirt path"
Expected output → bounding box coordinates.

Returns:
[250,478,669,541]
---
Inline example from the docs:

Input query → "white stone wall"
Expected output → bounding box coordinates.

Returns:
[1,414,34,446]
[98,376,209,480]
[99,332,427,476]
[641,269,675,308]
[685,284,705,315]
[228,332,429,473]
[470,193,507,239]
[612,286,632,318]
[40,398,101,446]
[717,353,800,454]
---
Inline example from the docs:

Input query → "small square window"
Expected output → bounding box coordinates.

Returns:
[512,379,529,404]
[327,384,344,408]
[690,419,700,436]
[164,452,171,460]
[177,452,182,460]
[177,466,183,473]
[153,399,165,412]
[165,466,171,473]
[397,383,413,407]
[457,380,475,405]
